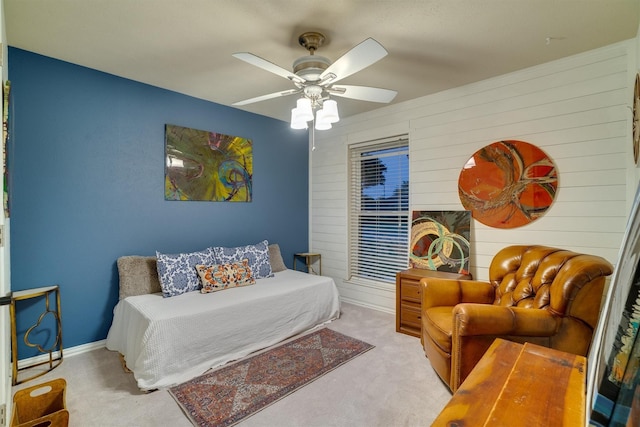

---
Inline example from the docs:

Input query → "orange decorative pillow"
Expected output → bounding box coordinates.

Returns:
[195,259,256,293]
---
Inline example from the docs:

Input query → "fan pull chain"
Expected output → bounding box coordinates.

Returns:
[311,118,316,151]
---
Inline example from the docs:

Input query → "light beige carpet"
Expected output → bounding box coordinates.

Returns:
[11,302,452,426]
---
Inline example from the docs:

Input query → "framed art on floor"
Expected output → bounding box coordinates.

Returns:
[588,183,640,426]
[409,210,471,275]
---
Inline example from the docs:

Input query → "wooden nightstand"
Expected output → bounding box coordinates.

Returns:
[396,268,471,337]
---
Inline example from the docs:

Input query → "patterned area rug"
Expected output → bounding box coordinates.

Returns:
[169,328,374,427]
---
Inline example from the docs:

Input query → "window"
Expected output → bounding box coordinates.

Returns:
[348,137,409,283]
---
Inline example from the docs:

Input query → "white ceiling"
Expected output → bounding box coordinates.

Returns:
[5,0,640,123]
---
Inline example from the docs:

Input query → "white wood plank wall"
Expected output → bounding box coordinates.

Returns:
[310,40,637,313]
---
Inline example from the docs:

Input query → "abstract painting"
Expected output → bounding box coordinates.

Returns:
[458,140,557,229]
[165,124,252,202]
[410,210,471,275]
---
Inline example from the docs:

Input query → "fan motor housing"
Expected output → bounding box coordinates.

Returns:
[293,55,330,81]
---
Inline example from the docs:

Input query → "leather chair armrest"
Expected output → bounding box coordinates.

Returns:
[421,278,494,309]
[453,304,558,337]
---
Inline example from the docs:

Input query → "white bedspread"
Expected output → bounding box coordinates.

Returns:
[105,269,341,390]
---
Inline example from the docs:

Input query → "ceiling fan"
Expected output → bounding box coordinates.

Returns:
[232,31,397,127]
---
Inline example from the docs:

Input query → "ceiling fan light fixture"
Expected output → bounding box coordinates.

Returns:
[234,32,395,135]
[296,97,314,122]
[290,108,308,129]
[322,99,340,123]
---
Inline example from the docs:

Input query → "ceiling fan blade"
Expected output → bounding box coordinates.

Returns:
[328,85,397,103]
[232,52,305,84]
[233,88,301,106]
[320,38,388,84]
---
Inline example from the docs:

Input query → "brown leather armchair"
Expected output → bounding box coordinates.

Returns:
[420,245,613,392]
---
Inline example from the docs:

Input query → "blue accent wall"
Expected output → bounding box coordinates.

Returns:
[8,47,309,356]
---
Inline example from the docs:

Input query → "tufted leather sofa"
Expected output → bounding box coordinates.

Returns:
[420,245,614,392]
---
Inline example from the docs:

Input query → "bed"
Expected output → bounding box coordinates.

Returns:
[105,243,341,390]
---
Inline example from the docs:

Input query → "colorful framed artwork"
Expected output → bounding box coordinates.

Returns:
[458,140,557,229]
[588,183,640,426]
[410,210,471,275]
[164,124,252,202]
[3,81,10,218]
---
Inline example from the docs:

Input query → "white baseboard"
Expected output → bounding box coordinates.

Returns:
[17,339,106,369]
[340,296,395,315]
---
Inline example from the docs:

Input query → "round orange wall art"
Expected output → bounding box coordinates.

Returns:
[458,140,558,229]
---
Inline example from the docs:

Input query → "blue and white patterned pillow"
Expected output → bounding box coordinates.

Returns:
[156,248,217,297]
[213,240,273,279]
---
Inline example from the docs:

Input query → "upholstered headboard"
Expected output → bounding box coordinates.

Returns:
[116,243,288,300]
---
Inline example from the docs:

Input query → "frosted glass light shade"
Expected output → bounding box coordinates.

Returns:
[296,98,314,122]
[322,99,340,123]
[290,108,308,129]
[315,109,332,130]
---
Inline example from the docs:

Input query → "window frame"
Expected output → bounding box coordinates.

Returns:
[347,135,410,285]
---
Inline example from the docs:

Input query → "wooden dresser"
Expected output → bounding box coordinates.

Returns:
[432,338,586,426]
[395,268,471,337]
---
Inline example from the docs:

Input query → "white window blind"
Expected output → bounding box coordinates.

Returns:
[348,137,409,283]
